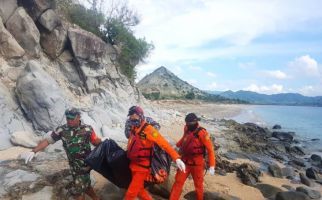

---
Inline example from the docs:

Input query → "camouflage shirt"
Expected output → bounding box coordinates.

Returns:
[48,123,97,174]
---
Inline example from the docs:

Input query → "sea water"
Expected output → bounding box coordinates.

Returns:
[231,105,322,151]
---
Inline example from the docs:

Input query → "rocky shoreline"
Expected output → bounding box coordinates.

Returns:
[0,103,322,200]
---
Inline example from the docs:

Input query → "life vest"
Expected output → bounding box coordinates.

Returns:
[180,126,206,157]
[127,122,153,164]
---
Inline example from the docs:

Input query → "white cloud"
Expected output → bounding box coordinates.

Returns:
[206,72,217,77]
[244,84,284,94]
[263,70,288,79]
[128,0,322,66]
[288,55,320,77]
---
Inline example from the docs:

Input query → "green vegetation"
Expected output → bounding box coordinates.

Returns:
[142,92,161,100]
[185,92,195,100]
[56,0,153,82]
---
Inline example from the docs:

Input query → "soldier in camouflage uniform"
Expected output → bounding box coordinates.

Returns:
[20,108,102,200]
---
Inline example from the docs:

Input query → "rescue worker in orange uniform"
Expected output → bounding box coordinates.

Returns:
[125,106,186,200]
[169,113,216,200]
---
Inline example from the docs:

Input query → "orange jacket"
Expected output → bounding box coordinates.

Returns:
[127,121,180,171]
[177,125,216,167]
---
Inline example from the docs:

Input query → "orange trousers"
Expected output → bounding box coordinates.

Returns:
[169,165,204,200]
[125,170,152,200]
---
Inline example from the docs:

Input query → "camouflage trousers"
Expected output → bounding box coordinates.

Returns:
[69,171,91,196]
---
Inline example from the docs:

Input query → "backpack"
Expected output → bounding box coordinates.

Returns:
[134,120,171,184]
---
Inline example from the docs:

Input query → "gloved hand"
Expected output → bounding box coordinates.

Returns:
[19,151,35,164]
[209,166,215,175]
[176,159,186,173]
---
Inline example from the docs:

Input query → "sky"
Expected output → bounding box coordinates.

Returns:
[121,0,322,96]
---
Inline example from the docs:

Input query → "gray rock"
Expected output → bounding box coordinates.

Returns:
[275,191,310,200]
[0,0,18,23]
[58,61,83,88]
[310,154,322,162]
[289,146,307,156]
[236,163,261,186]
[268,163,283,178]
[290,158,306,167]
[68,27,116,65]
[272,131,294,142]
[296,186,321,199]
[281,185,295,191]
[306,167,321,180]
[184,191,240,200]
[10,131,41,148]
[22,186,54,200]
[0,82,32,150]
[3,169,40,188]
[255,183,283,198]
[281,167,295,178]
[15,60,69,132]
[38,9,60,32]
[147,184,170,199]
[57,50,73,62]
[272,124,282,129]
[20,0,56,20]
[300,173,314,187]
[0,16,25,58]
[316,179,322,185]
[40,23,67,59]
[6,7,40,57]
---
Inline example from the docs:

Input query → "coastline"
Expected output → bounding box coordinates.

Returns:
[151,101,322,199]
[1,101,322,199]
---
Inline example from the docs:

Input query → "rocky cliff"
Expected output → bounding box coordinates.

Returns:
[138,66,207,99]
[0,0,147,150]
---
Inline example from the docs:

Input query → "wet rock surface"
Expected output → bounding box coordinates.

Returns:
[255,183,283,199]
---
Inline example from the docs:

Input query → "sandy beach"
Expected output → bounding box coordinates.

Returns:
[1,101,322,200]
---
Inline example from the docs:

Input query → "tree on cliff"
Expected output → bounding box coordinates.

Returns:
[58,0,153,82]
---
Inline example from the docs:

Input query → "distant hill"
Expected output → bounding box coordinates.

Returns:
[218,90,322,106]
[138,66,245,103]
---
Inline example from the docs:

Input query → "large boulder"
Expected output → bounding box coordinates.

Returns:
[184,191,240,200]
[236,163,261,186]
[300,173,314,187]
[272,131,294,142]
[310,154,322,163]
[0,0,18,23]
[20,0,55,20]
[40,23,67,59]
[68,27,116,65]
[0,17,25,58]
[15,60,70,132]
[275,191,310,200]
[10,131,41,148]
[306,167,321,180]
[68,27,119,92]
[6,7,40,57]
[0,82,32,150]
[3,169,40,188]
[255,184,283,199]
[38,9,60,32]
[268,163,283,178]
[296,186,321,199]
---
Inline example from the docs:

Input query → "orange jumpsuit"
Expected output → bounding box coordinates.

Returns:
[125,121,180,200]
[169,125,216,200]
